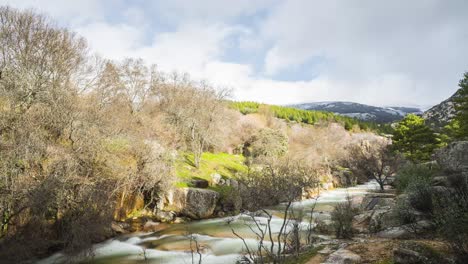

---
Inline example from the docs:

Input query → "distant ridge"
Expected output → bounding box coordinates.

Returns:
[290,101,423,123]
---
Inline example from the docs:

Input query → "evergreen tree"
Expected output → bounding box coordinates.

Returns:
[454,72,468,139]
[392,114,439,162]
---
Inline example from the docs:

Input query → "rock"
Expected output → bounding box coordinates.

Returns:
[191,178,209,188]
[155,210,176,223]
[324,249,361,264]
[431,176,449,187]
[228,179,239,189]
[114,192,145,220]
[220,189,242,213]
[211,173,223,185]
[318,246,335,255]
[413,220,432,230]
[394,248,426,264]
[173,217,189,224]
[111,221,129,234]
[217,211,226,217]
[377,226,411,239]
[143,220,160,232]
[435,141,468,173]
[168,188,220,219]
[368,208,399,233]
[362,193,396,210]
[393,241,446,264]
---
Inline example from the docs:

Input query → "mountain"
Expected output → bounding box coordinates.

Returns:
[423,89,461,128]
[291,102,423,123]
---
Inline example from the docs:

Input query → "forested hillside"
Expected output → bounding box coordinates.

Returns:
[230,101,393,133]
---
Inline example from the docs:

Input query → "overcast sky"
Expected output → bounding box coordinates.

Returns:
[2,0,467,107]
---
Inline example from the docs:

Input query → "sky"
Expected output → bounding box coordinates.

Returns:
[1,0,468,107]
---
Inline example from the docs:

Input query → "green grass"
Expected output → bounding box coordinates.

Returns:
[175,152,247,187]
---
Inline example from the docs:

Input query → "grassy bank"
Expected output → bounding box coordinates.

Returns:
[175,152,248,187]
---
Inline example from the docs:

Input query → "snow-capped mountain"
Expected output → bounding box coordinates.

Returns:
[291,102,423,123]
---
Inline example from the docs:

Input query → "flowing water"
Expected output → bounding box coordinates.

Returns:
[39,181,379,264]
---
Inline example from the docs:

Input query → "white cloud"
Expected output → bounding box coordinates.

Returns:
[257,0,468,105]
[0,0,105,25]
[1,0,467,107]
[75,23,143,59]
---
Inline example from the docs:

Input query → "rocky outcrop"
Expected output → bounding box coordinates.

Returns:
[353,193,400,234]
[114,192,145,220]
[324,248,361,264]
[167,188,220,219]
[435,141,468,174]
[353,192,432,238]
[361,193,396,211]
[423,89,461,129]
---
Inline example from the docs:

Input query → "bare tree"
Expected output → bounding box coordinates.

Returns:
[156,75,229,167]
[0,7,176,262]
[119,58,162,113]
[229,158,320,263]
[347,140,403,190]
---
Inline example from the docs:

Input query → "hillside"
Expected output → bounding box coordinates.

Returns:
[229,101,387,132]
[291,101,422,123]
[423,89,461,128]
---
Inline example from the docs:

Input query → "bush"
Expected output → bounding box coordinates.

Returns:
[432,174,468,263]
[244,128,288,158]
[395,163,435,193]
[210,185,241,214]
[331,196,356,239]
[395,197,418,225]
[406,177,433,213]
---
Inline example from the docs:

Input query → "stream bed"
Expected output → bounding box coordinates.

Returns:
[39,181,379,264]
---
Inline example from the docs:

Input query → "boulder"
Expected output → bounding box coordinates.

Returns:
[221,192,242,213]
[435,141,468,173]
[168,188,220,219]
[211,173,223,185]
[173,217,189,224]
[361,193,396,210]
[368,208,398,233]
[377,226,411,239]
[155,210,176,223]
[111,221,129,234]
[143,220,160,232]
[393,241,446,264]
[431,176,449,187]
[324,248,361,264]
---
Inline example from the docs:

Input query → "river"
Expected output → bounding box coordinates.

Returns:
[39,181,379,264]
